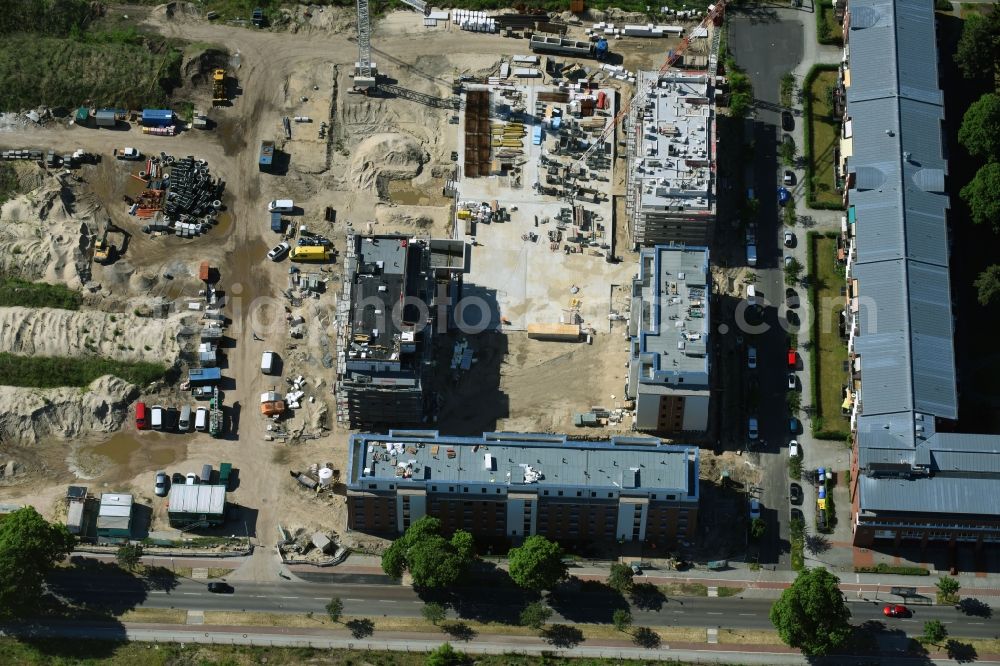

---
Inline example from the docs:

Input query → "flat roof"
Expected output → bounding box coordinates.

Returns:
[633,71,714,215]
[347,236,413,360]
[349,430,699,498]
[167,484,226,515]
[630,245,710,392]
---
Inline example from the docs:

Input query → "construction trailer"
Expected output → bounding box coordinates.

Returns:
[96,493,133,540]
[95,109,118,128]
[166,484,226,528]
[527,322,582,341]
[259,140,275,171]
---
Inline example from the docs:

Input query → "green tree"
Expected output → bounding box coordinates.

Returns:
[960,94,1000,161]
[750,518,767,540]
[0,507,75,615]
[607,562,635,593]
[115,542,143,571]
[422,601,446,626]
[612,608,633,632]
[325,597,344,622]
[784,257,803,286]
[519,601,552,630]
[923,619,948,646]
[960,162,1000,230]
[955,13,1000,81]
[380,517,475,589]
[425,642,465,666]
[780,136,797,167]
[507,535,568,591]
[975,265,1000,306]
[769,567,851,656]
[936,576,961,604]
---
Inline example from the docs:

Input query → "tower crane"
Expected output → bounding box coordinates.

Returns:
[564,1,728,195]
[354,0,430,91]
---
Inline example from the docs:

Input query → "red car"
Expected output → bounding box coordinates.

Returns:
[787,349,797,369]
[883,604,909,617]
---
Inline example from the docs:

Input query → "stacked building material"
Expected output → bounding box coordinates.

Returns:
[163,156,225,224]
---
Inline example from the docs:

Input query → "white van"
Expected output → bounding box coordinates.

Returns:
[267,199,294,213]
[747,284,757,307]
[195,407,209,432]
[261,350,276,375]
[178,405,192,431]
[151,405,164,430]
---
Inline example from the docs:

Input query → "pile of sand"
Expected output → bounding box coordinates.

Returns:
[0,376,136,445]
[350,133,428,191]
[0,173,99,289]
[0,307,188,364]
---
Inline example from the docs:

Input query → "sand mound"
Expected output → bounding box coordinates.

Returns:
[350,133,427,191]
[0,307,188,364]
[0,376,136,445]
[0,173,99,289]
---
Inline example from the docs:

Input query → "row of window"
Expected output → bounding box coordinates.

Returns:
[363,483,685,502]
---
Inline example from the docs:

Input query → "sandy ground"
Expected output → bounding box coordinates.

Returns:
[0,4,714,575]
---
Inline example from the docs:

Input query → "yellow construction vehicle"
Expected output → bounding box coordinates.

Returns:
[92,221,129,265]
[212,69,227,106]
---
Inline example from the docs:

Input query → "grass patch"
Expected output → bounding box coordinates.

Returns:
[805,66,843,208]
[0,353,165,389]
[808,233,851,439]
[717,586,744,598]
[854,563,930,575]
[118,608,187,624]
[719,628,782,645]
[0,277,82,309]
[790,518,805,571]
[658,582,708,597]
[816,1,844,45]
[0,163,22,206]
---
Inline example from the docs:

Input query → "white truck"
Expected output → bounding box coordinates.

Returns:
[113,147,142,160]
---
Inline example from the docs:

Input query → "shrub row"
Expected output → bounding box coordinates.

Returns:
[854,564,930,576]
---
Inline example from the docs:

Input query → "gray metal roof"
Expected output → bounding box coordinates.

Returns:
[349,431,698,497]
[167,485,226,515]
[858,474,997,516]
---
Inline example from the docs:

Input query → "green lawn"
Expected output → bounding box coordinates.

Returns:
[816,2,844,45]
[0,353,165,389]
[807,70,843,208]
[809,234,850,439]
[0,277,82,310]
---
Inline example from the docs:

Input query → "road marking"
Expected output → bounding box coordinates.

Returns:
[739,613,756,616]
[255,595,268,598]
[346,598,363,602]
[182,592,202,596]
[280,596,298,599]
[150,591,167,594]
[382,600,396,603]
[707,611,723,615]
[313,597,327,600]
[969,622,984,625]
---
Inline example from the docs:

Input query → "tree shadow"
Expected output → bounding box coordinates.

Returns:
[442,621,477,642]
[805,533,830,554]
[547,578,628,623]
[946,639,978,663]
[956,598,992,618]
[541,623,583,648]
[47,558,151,616]
[632,626,661,649]
[346,617,374,639]
[139,565,180,592]
[630,583,667,611]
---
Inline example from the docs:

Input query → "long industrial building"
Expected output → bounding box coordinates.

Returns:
[626,245,711,433]
[625,70,717,246]
[346,430,699,548]
[842,0,1000,553]
[335,235,465,428]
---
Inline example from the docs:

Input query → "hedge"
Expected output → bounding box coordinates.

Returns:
[854,564,930,576]
[802,64,843,211]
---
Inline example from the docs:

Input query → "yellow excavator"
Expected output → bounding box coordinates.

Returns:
[212,69,227,106]
[93,221,128,265]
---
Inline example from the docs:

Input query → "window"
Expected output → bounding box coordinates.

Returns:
[368,484,377,490]
[449,486,454,492]
[558,490,564,497]
[463,487,469,493]
[608,493,614,498]
[389,485,395,490]
[432,485,437,492]
[576,491,582,497]
[667,494,676,500]
[591,491,597,497]
[543,490,549,496]
[496,489,501,494]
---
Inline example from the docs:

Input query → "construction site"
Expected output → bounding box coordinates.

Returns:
[0,1,733,557]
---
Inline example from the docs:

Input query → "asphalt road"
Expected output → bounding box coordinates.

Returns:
[728,12,806,570]
[44,573,1000,638]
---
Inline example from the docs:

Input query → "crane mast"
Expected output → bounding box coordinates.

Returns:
[354,0,431,91]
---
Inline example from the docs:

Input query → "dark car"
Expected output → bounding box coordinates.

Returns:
[786,287,800,308]
[207,582,234,594]
[781,110,794,131]
[786,310,800,327]
[171,472,185,485]
[790,508,805,523]
[790,483,803,505]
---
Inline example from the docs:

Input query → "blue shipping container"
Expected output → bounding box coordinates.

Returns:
[142,109,174,127]
[189,367,222,384]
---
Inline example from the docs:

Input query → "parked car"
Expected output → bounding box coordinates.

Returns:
[114,147,141,160]
[883,604,909,618]
[185,472,198,485]
[784,255,795,267]
[154,471,169,497]
[781,110,794,132]
[150,404,165,430]
[789,440,800,458]
[267,242,290,261]
[787,349,797,369]
[749,499,761,520]
[783,170,795,186]
[784,231,796,247]
[748,417,759,441]
[790,417,801,434]
[788,373,797,390]
[208,582,234,594]
[630,563,642,575]
[790,483,803,505]
[778,187,791,206]
[748,346,758,369]
[791,507,804,523]
[747,284,757,307]
[786,287,800,308]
